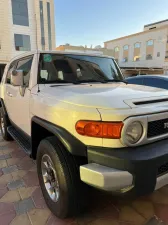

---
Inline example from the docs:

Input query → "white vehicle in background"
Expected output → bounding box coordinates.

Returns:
[1,51,168,218]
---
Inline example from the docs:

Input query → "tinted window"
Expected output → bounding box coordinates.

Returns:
[47,2,52,50]
[127,77,143,85]
[39,54,124,84]
[16,56,33,87]
[40,1,45,50]
[6,61,18,84]
[11,0,29,26]
[144,77,168,89]
[14,34,31,51]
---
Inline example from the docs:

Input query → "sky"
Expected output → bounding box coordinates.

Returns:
[54,0,168,48]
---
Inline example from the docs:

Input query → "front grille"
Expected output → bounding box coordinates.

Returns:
[158,162,168,176]
[147,118,168,138]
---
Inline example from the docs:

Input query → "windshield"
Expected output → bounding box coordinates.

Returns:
[39,53,125,84]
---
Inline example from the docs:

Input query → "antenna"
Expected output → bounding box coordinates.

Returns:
[35,13,40,93]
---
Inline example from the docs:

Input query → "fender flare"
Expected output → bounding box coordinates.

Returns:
[0,98,7,115]
[31,116,87,157]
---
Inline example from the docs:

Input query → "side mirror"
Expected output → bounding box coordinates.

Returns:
[11,70,24,86]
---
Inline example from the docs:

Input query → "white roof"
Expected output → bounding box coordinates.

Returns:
[10,50,114,62]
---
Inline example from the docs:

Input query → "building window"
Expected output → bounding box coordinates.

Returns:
[14,34,31,51]
[123,45,128,50]
[122,57,128,62]
[47,2,52,50]
[40,1,45,50]
[134,56,140,61]
[146,54,153,60]
[147,40,154,46]
[157,52,160,57]
[165,51,168,59]
[114,47,119,52]
[134,43,141,48]
[11,0,29,26]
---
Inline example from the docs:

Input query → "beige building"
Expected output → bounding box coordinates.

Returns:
[104,19,168,76]
[56,45,114,57]
[0,0,56,77]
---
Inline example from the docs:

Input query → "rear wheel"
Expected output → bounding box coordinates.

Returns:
[0,108,12,141]
[37,136,89,218]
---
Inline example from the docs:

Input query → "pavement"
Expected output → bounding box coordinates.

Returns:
[0,136,168,225]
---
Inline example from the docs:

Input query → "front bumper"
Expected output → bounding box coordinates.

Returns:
[80,138,168,196]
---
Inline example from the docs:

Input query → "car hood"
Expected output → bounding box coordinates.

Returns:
[39,83,168,110]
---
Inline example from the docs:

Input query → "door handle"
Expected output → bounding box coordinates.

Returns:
[7,91,13,97]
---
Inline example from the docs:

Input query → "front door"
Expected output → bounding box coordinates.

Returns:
[4,55,34,135]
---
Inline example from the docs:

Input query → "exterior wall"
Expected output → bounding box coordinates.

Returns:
[105,26,168,69]
[11,0,37,57]
[0,0,37,61]
[0,0,13,63]
[0,0,56,65]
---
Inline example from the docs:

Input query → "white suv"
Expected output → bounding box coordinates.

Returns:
[1,51,168,218]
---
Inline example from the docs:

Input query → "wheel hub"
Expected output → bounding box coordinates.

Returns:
[41,154,60,202]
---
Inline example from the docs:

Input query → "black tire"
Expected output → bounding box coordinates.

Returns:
[0,108,12,141]
[37,136,89,218]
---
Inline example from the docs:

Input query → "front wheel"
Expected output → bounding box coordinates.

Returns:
[37,136,89,218]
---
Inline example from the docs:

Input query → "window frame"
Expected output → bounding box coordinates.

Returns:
[146,39,154,46]
[5,55,33,86]
[157,52,160,57]
[5,61,18,84]
[133,56,140,61]
[11,0,29,26]
[38,53,124,84]
[134,42,141,48]
[123,45,129,51]
[14,34,31,51]
[16,55,34,87]
[123,57,128,62]
[114,47,119,52]
[40,1,45,50]
[47,2,52,50]
[146,54,153,60]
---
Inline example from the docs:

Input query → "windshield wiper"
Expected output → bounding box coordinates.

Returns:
[43,80,72,84]
[104,79,128,84]
[72,79,107,84]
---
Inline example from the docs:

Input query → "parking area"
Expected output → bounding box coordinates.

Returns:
[0,136,167,225]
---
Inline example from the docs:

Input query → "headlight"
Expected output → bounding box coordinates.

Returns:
[125,121,143,144]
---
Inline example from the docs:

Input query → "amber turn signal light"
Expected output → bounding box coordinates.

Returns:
[75,121,123,139]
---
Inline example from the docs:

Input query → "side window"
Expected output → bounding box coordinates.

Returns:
[16,56,33,87]
[127,77,143,85]
[6,61,18,84]
[144,78,168,89]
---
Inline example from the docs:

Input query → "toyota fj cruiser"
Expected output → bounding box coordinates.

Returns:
[1,51,168,218]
